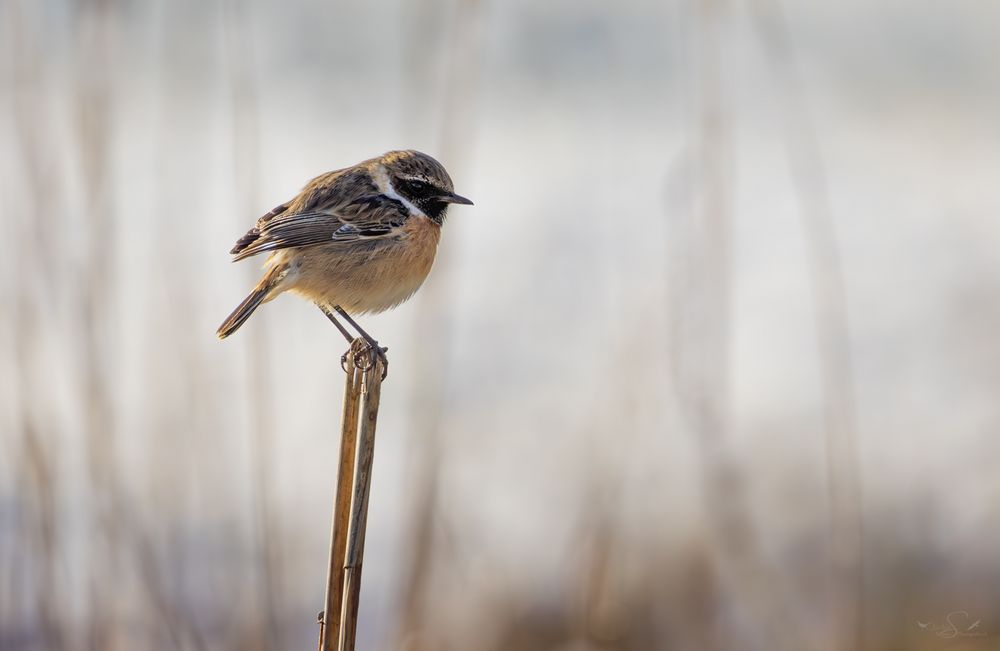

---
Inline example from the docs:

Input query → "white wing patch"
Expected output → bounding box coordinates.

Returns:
[333,224,359,239]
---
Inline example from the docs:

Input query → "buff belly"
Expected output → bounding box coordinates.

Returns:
[268,218,441,314]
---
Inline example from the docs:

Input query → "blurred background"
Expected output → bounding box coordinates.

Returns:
[3,0,1000,649]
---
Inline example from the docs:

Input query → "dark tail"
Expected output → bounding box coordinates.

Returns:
[217,265,286,339]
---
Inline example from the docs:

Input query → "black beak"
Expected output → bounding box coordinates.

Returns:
[440,191,474,205]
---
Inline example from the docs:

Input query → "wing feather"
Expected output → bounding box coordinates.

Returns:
[230,198,410,262]
[229,166,411,261]
[229,202,289,255]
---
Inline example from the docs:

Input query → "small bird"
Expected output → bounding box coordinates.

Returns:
[217,150,472,372]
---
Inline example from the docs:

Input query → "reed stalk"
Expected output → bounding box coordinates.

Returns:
[319,342,386,651]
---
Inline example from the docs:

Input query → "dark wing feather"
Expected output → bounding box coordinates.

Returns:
[229,166,411,261]
[230,194,410,262]
[229,202,290,255]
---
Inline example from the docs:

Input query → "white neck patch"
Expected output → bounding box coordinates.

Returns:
[375,165,426,218]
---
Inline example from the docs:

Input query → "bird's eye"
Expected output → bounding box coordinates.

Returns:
[405,179,430,195]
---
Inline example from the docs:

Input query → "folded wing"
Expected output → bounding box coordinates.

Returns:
[229,169,410,262]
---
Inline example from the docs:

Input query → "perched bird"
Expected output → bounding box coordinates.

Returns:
[217,150,473,371]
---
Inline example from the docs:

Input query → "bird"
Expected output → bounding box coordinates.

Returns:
[217,150,473,375]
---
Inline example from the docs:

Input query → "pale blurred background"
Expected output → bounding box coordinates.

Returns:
[2,1,1000,650]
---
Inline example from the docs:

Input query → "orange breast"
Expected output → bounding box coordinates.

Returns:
[395,216,441,282]
[283,216,442,314]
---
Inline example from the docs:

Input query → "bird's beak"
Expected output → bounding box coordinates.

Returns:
[440,191,474,205]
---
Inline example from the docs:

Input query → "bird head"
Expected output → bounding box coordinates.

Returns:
[380,150,473,223]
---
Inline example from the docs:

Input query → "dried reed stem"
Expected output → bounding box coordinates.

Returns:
[321,348,362,650]
[341,359,385,650]
[320,342,386,651]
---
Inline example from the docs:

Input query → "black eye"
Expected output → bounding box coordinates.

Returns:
[404,179,431,196]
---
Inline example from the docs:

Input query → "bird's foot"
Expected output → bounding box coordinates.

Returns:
[341,338,388,380]
[362,342,389,381]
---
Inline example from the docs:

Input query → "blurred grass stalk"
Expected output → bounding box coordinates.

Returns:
[674,0,863,647]
[669,0,808,648]
[73,1,123,649]
[222,1,283,648]
[395,0,483,647]
[748,0,864,647]
[7,0,64,648]
[320,345,386,651]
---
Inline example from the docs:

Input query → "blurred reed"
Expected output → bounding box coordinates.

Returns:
[667,0,806,648]
[395,0,485,648]
[746,1,863,647]
[7,0,65,647]
[74,3,122,648]
[222,1,283,648]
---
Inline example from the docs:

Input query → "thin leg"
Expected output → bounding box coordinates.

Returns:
[317,304,354,344]
[333,307,385,352]
[333,306,389,380]
[317,304,365,374]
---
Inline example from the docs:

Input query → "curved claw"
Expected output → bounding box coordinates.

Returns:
[342,339,367,374]
[356,343,388,380]
[341,339,388,380]
[370,346,389,381]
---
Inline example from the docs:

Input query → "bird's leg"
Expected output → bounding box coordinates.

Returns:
[317,304,355,343]
[334,306,388,379]
[317,304,361,373]
[333,306,386,353]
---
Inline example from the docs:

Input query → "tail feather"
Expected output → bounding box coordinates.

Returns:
[217,265,287,339]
